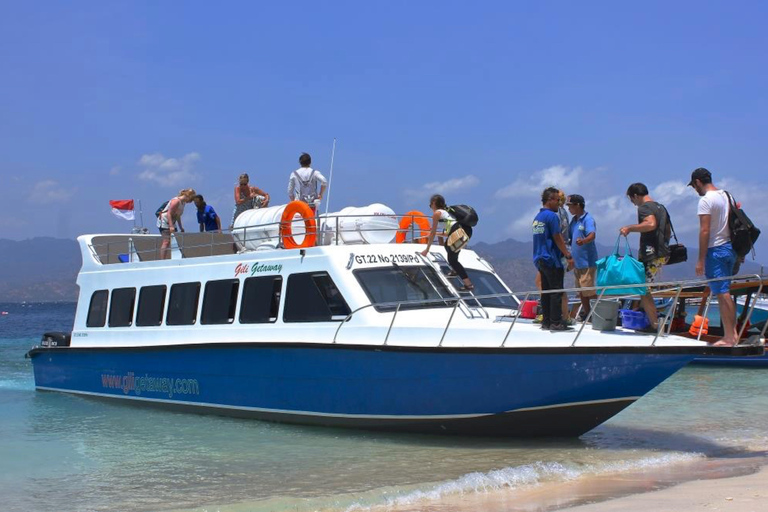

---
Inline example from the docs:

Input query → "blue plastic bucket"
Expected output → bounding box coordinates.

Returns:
[619,309,650,330]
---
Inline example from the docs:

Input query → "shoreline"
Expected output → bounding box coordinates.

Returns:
[184,453,768,512]
[358,454,768,512]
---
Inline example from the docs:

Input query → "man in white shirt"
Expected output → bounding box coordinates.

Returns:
[689,167,737,346]
[287,153,328,211]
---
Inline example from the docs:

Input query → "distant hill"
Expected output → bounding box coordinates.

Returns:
[0,238,81,302]
[0,237,764,302]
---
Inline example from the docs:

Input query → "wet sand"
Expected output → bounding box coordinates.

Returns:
[377,456,768,512]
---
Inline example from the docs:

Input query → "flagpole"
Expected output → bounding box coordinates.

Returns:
[138,199,145,228]
[323,138,337,217]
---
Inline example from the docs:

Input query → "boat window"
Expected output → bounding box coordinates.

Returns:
[201,279,240,325]
[136,285,167,327]
[462,269,517,309]
[166,282,201,326]
[354,266,456,312]
[86,290,109,327]
[240,276,282,324]
[108,287,136,327]
[284,272,351,322]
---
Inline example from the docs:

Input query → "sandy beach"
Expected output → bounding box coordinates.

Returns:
[562,465,768,512]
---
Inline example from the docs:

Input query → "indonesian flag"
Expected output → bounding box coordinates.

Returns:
[109,199,135,221]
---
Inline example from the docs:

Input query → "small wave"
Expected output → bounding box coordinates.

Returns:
[344,452,703,511]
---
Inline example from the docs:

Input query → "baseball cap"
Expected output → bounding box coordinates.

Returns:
[566,194,585,206]
[688,167,711,186]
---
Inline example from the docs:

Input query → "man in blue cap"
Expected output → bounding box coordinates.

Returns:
[567,194,598,321]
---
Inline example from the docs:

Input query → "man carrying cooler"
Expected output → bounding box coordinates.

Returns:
[689,167,738,346]
[566,194,598,322]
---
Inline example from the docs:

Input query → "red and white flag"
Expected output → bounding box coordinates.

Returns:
[109,199,135,221]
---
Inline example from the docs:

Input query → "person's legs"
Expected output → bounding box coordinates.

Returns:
[561,293,570,322]
[549,266,565,326]
[717,293,738,344]
[159,229,171,259]
[640,294,659,329]
[706,244,738,345]
[539,263,564,326]
[641,258,666,329]
[446,224,472,288]
[575,267,596,320]
[537,262,552,328]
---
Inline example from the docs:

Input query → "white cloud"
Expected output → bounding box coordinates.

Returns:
[137,152,200,187]
[28,180,77,203]
[109,166,121,176]
[495,165,584,199]
[404,174,479,199]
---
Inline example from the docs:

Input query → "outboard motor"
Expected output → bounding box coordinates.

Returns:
[40,332,71,347]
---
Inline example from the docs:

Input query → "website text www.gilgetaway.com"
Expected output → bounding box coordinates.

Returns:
[101,372,200,398]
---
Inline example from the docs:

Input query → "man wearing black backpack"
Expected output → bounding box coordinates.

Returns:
[689,167,738,346]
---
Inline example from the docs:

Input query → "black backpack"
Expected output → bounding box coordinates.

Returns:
[447,204,478,227]
[725,191,760,258]
[155,200,169,218]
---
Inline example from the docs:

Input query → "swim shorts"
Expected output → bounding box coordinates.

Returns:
[706,243,736,295]
[643,257,668,283]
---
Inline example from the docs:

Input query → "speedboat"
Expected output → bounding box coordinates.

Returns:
[26,202,762,436]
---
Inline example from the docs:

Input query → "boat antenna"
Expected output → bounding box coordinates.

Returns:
[323,138,337,217]
[138,199,145,228]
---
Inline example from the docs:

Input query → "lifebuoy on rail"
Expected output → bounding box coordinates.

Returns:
[396,210,430,244]
[280,201,317,249]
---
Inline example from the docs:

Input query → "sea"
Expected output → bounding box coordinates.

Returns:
[2,302,768,512]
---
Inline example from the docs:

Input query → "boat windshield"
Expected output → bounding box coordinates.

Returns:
[463,269,518,309]
[354,265,456,312]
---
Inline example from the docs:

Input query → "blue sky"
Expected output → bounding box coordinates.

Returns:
[1,1,767,264]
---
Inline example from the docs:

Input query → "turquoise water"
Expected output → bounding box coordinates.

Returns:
[2,303,768,512]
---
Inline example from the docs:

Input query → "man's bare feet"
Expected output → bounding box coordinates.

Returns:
[711,339,736,347]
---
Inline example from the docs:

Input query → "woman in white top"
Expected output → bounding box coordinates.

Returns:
[421,194,474,291]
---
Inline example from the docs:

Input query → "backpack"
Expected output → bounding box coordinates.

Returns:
[293,169,318,203]
[155,200,169,218]
[725,191,761,258]
[446,204,478,227]
[640,201,671,261]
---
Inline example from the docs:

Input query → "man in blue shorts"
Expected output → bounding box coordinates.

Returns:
[689,167,737,346]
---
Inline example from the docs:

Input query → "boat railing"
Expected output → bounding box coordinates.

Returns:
[332,273,768,348]
[88,212,435,264]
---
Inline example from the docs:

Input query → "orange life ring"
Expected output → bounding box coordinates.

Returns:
[396,210,430,244]
[280,201,317,249]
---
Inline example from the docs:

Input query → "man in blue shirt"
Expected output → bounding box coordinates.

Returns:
[533,187,573,331]
[566,194,598,321]
[194,195,222,232]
